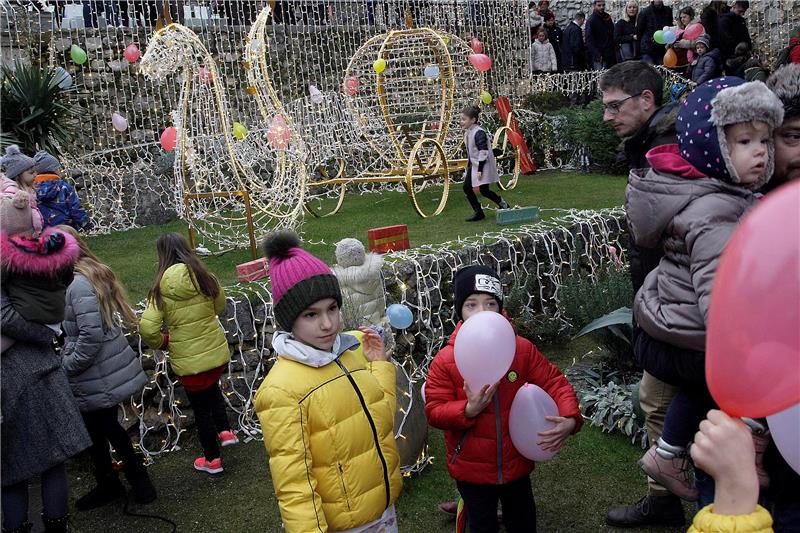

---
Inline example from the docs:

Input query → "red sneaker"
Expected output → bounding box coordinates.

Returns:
[219,430,239,447]
[194,457,223,474]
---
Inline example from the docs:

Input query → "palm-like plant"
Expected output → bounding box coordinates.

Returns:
[0,62,79,155]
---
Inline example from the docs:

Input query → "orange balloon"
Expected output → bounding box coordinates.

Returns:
[663,48,678,68]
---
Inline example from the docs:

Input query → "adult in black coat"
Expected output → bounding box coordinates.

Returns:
[585,0,616,70]
[561,12,587,72]
[615,1,640,62]
[718,1,752,63]
[636,0,673,65]
[699,1,728,51]
[543,12,564,71]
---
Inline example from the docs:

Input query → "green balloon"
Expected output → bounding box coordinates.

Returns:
[70,44,87,65]
[653,30,666,45]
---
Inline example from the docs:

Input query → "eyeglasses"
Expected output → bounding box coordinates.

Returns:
[603,92,643,115]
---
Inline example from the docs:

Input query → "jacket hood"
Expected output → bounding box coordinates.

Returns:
[36,179,63,201]
[159,263,209,302]
[646,144,707,178]
[272,331,360,368]
[0,227,78,276]
[332,253,384,287]
[626,165,753,248]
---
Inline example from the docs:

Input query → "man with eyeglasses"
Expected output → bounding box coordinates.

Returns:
[600,61,686,529]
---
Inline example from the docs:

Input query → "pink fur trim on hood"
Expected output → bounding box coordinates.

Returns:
[646,144,708,179]
[1,227,78,276]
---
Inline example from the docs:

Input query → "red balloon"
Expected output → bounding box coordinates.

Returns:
[706,182,800,418]
[160,126,177,151]
[123,43,140,63]
[198,67,213,83]
[468,53,492,72]
[469,37,484,54]
[343,76,359,96]
[683,22,705,41]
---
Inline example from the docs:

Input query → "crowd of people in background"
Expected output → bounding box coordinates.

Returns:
[527,0,799,81]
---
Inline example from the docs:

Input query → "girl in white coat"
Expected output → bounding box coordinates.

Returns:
[530,27,558,74]
[461,106,509,221]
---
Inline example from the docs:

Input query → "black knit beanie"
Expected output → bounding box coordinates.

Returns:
[453,265,504,320]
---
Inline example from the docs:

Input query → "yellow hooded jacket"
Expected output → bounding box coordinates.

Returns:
[255,331,402,532]
[688,504,774,533]
[139,263,230,376]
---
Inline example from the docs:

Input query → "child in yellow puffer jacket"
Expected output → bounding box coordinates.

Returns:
[255,231,402,533]
[139,233,236,475]
[688,410,774,533]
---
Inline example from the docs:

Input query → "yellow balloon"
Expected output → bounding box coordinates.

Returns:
[373,58,387,74]
[480,90,492,105]
[232,121,247,140]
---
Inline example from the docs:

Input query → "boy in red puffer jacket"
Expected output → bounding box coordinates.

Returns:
[425,265,582,533]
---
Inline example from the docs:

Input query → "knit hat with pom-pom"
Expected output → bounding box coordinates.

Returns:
[262,230,342,331]
[1,145,35,181]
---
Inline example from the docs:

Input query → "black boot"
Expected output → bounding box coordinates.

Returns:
[605,493,685,528]
[41,514,69,533]
[2,522,32,533]
[465,210,485,222]
[123,453,157,504]
[75,471,125,511]
[498,200,509,210]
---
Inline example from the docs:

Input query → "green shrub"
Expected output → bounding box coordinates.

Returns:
[553,100,627,174]
[521,91,570,114]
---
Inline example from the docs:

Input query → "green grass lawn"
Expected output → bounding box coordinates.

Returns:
[86,171,626,303]
[66,339,694,533]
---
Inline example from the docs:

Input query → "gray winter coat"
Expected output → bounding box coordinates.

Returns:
[62,274,147,412]
[1,295,90,486]
[626,168,758,351]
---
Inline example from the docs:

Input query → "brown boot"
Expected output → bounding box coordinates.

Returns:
[638,439,698,502]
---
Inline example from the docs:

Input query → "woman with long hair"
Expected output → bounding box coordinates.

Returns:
[57,226,156,510]
[139,233,235,474]
[615,0,639,62]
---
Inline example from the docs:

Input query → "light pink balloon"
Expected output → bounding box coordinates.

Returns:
[454,311,516,391]
[198,67,213,83]
[509,383,559,461]
[468,53,493,72]
[767,403,800,475]
[420,381,426,403]
[111,112,128,132]
[160,126,177,151]
[343,76,359,96]
[123,43,140,63]
[470,37,484,54]
[267,114,291,149]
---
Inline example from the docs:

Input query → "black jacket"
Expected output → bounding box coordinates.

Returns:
[636,3,673,58]
[586,11,616,66]
[699,6,722,51]
[623,102,679,292]
[718,11,752,61]
[614,18,638,61]
[545,24,564,71]
[561,21,586,71]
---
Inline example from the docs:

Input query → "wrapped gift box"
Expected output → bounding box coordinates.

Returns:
[368,225,410,253]
[236,257,268,282]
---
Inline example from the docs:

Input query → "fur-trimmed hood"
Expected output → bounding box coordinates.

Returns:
[677,77,784,190]
[0,227,78,277]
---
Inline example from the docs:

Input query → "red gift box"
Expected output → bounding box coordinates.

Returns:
[368,225,410,253]
[236,257,268,282]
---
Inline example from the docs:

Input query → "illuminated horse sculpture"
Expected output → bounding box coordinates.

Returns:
[141,22,309,253]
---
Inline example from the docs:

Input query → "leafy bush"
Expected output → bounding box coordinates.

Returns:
[0,62,79,155]
[505,277,572,345]
[559,263,635,369]
[553,100,627,174]
[521,91,570,114]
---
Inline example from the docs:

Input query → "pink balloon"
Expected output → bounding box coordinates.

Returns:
[343,76,359,96]
[686,49,695,63]
[454,311,516,391]
[198,67,213,83]
[267,114,291,149]
[767,403,800,475]
[509,384,559,461]
[707,182,800,418]
[683,22,705,41]
[468,53,493,72]
[420,381,426,403]
[123,43,140,63]
[470,37,484,54]
[160,126,177,151]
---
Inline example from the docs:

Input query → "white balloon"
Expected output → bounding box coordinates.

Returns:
[111,112,128,132]
[454,311,516,391]
[309,84,323,105]
[509,384,559,461]
[767,403,800,475]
